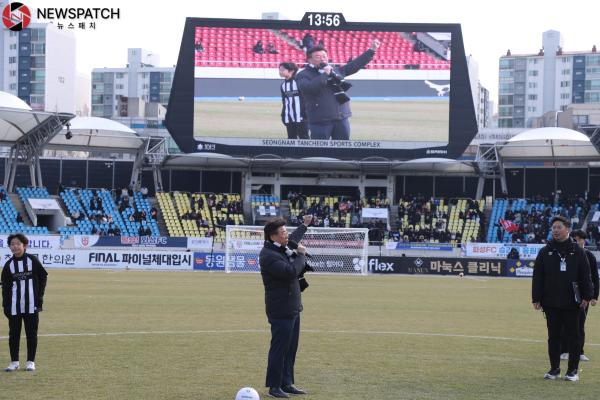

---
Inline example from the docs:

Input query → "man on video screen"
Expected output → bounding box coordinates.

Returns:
[295,39,380,140]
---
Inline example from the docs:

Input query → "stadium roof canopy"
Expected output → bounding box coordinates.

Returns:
[498,127,600,161]
[0,91,65,145]
[49,116,145,151]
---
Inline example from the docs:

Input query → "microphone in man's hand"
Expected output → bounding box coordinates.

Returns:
[287,239,312,258]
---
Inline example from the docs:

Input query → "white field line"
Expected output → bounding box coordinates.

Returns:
[1,328,598,346]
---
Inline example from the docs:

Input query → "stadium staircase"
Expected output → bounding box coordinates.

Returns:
[389,205,399,230]
[150,197,169,236]
[274,30,303,51]
[279,200,290,220]
[9,193,32,226]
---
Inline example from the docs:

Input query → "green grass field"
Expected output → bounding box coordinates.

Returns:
[194,100,449,142]
[2,270,600,399]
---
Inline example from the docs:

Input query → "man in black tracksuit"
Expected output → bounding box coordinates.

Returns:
[532,216,593,381]
[295,40,380,140]
[559,230,599,361]
[260,215,312,398]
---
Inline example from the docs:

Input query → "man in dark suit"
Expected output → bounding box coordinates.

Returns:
[260,215,312,398]
[295,40,380,140]
[532,216,593,382]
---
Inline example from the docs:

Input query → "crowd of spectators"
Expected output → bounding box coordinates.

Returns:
[497,193,591,244]
[68,188,158,237]
[180,193,244,237]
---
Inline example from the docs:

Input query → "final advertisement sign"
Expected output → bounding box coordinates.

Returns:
[0,249,193,270]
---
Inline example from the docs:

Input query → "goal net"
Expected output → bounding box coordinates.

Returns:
[225,225,369,275]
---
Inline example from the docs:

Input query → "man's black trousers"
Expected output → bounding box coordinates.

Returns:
[265,314,300,388]
[545,307,580,371]
[560,305,588,355]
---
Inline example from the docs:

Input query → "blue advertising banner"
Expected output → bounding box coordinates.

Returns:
[505,259,535,278]
[193,252,260,271]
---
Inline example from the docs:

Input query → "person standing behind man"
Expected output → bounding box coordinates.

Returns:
[260,215,313,398]
[2,233,48,372]
[559,229,599,362]
[532,216,593,381]
[279,62,309,140]
[295,40,380,140]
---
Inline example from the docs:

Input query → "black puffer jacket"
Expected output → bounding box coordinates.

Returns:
[260,225,307,319]
[295,49,374,124]
[532,238,593,309]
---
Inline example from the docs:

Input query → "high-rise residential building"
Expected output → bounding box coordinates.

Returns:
[91,48,174,134]
[467,55,491,128]
[498,30,600,128]
[0,23,76,113]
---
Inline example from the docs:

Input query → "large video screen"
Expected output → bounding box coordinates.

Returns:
[167,15,477,160]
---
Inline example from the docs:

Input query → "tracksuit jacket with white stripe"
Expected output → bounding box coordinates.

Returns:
[1,253,48,316]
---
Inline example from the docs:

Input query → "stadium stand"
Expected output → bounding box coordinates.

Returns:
[391,197,483,245]
[158,191,245,242]
[486,195,590,244]
[287,193,365,228]
[0,186,49,234]
[57,188,159,237]
[194,27,450,70]
[251,195,280,221]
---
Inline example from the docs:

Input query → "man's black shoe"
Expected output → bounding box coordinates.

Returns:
[268,387,290,398]
[282,385,307,395]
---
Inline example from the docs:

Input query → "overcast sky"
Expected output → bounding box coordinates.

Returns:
[25,0,600,110]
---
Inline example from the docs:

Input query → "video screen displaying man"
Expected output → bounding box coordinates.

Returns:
[295,40,380,140]
[191,27,452,151]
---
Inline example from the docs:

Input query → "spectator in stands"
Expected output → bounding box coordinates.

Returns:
[0,191,5,202]
[267,42,278,54]
[295,40,380,140]
[279,62,309,140]
[195,40,204,52]
[252,40,264,54]
[301,33,314,52]
[141,187,149,198]
[57,183,64,195]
